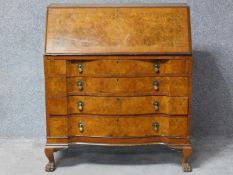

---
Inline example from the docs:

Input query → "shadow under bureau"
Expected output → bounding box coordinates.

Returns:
[44,3,193,172]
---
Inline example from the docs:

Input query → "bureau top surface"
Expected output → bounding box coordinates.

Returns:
[48,3,189,8]
[45,4,192,55]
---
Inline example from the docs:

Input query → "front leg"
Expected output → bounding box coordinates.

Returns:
[44,148,56,172]
[181,145,192,172]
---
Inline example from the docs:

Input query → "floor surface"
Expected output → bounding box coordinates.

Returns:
[0,136,232,175]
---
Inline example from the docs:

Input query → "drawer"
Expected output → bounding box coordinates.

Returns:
[68,77,188,96]
[69,115,188,137]
[68,59,189,77]
[68,96,188,115]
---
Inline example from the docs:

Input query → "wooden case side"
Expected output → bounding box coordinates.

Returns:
[44,56,69,145]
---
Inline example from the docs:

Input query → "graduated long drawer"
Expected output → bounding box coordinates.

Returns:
[67,77,188,96]
[68,96,188,115]
[68,59,190,77]
[69,115,188,137]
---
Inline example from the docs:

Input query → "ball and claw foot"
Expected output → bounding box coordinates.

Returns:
[45,162,55,172]
[182,162,192,172]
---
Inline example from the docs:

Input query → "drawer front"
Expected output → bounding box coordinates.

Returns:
[69,115,188,137]
[68,96,188,115]
[68,77,188,96]
[68,59,189,77]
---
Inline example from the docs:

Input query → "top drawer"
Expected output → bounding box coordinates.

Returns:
[67,59,190,77]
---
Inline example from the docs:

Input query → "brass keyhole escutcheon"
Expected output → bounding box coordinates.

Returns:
[152,122,159,132]
[78,121,85,133]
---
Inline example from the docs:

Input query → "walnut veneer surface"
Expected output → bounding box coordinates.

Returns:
[44,4,193,172]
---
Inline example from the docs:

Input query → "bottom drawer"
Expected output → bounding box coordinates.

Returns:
[69,115,188,137]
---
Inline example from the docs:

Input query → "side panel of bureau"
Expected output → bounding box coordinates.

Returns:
[44,58,69,144]
[47,117,68,137]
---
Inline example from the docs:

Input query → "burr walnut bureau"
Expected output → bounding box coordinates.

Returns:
[44,3,193,172]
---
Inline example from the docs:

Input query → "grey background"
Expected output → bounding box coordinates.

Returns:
[0,0,232,138]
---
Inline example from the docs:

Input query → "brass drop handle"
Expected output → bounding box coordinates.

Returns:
[77,101,84,111]
[152,122,159,132]
[77,80,84,91]
[153,80,159,91]
[153,63,160,73]
[153,101,160,111]
[77,63,83,73]
[78,121,85,133]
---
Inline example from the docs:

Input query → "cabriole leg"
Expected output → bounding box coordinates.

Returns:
[181,145,192,172]
[44,148,56,172]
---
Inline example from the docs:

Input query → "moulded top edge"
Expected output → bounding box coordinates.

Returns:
[47,3,189,8]
[44,52,193,56]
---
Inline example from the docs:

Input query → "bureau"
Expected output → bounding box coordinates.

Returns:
[44,4,193,172]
